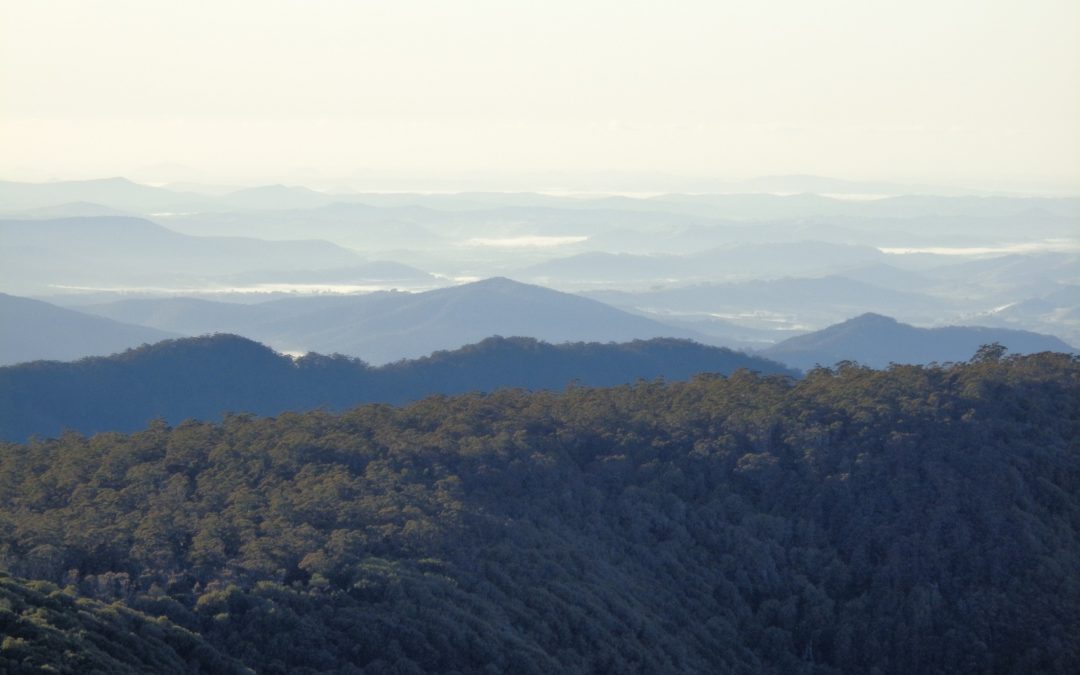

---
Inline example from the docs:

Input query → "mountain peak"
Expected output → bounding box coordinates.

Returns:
[113,333,285,365]
[844,313,900,326]
[765,313,1073,370]
[473,276,523,287]
[458,276,538,293]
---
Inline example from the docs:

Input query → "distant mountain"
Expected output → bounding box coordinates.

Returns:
[521,251,689,282]
[156,201,446,250]
[961,284,1080,346]
[287,276,719,361]
[0,333,795,441]
[0,178,344,214]
[522,242,887,285]
[832,263,937,291]
[0,201,132,219]
[212,260,438,286]
[926,252,1080,299]
[626,313,807,350]
[217,184,336,210]
[77,277,720,362]
[0,293,179,366]
[586,276,948,330]
[76,296,278,336]
[0,177,339,213]
[0,216,363,295]
[991,285,1080,324]
[632,193,1080,222]
[7,177,1076,231]
[0,177,211,213]
[762,313,1075,370]
[712,174,972,196]
[158,200,717,253]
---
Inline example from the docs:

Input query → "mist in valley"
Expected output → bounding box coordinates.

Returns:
[1,175,1077,368]
[4,3,1080,673]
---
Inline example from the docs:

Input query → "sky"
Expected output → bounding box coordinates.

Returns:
[2,0,1078,191]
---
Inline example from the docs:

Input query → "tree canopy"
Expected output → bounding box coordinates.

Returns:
[1,352,1078,673]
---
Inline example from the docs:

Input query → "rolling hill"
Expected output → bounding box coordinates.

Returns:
[763,312,1076,370]
[586,276,950,331]
[0,293,179,365]
[78,277,721,362]
[0,333,795,441]
[0,216,364,295]
[0,177,212,213]
[521,242,888,284]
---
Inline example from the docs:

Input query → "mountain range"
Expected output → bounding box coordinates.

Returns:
[4,177,1077,235]
[586,275,952,331]
[70,277,718,363]
[0,333,795,442]
[0,216,364,296]
[2,175,1079,672]
[6,282,1075,372]
[519,242,888,286]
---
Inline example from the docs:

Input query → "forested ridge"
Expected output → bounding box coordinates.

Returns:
[0,333,794,442]
[1,351,1078,673]
[0,574,250,674]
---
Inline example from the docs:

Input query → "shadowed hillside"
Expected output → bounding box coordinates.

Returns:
[0,293,179,365]
[0,333,794,441]
[0,574,249,674]
[1,353,1076,673]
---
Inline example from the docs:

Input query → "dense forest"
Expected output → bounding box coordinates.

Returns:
[1,350,1078,673]
[0,574,249,673]
[0,333,795,442]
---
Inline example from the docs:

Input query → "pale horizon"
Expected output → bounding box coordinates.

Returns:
[2,168,1078,199]
[3,0,1078,193]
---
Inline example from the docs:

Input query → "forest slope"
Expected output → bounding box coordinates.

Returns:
[0,574,249,674]
[0,352,1077,673]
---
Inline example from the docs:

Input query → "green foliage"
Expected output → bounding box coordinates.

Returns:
[971,341,1008,363]
[0,352,1078,673]
[0,573,250,674]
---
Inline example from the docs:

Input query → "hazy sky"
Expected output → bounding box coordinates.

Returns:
[2,0,1078,190]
